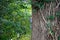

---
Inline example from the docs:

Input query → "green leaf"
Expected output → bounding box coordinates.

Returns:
[56,11,60,17]
[58,35,60,40]
[47,15,55,20]
[44,0,55,2]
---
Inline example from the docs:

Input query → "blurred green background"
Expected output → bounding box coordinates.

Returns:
[0,0,32,40]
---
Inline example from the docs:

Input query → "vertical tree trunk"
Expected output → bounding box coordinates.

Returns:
[32,0,60,40]
[32,10,47,40]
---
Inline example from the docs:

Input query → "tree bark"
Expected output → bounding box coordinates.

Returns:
[32,0,60,40]
[32,10,47,40]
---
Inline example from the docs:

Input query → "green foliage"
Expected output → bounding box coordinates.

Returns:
[47,22,51,28]
[56,11,60,17]
[0,0,31,40]
[32,0,55,10]
[32,1,44,10]
[20,34,31,40]
[50,28,55,35]
[44,0,55,2]
[58,35,60,40]
[47,15,55,20]
[47,21,55,35]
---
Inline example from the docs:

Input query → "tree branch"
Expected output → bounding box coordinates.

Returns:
[55,2,60,8]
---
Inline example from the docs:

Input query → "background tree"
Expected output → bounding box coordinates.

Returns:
[0,0,31,40]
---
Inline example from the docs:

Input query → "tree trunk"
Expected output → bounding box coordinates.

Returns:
[32,0,60,40]
[32,10,47,40]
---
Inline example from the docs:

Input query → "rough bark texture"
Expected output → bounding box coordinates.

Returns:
[32,10,47,40]
[32,0,60,40]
